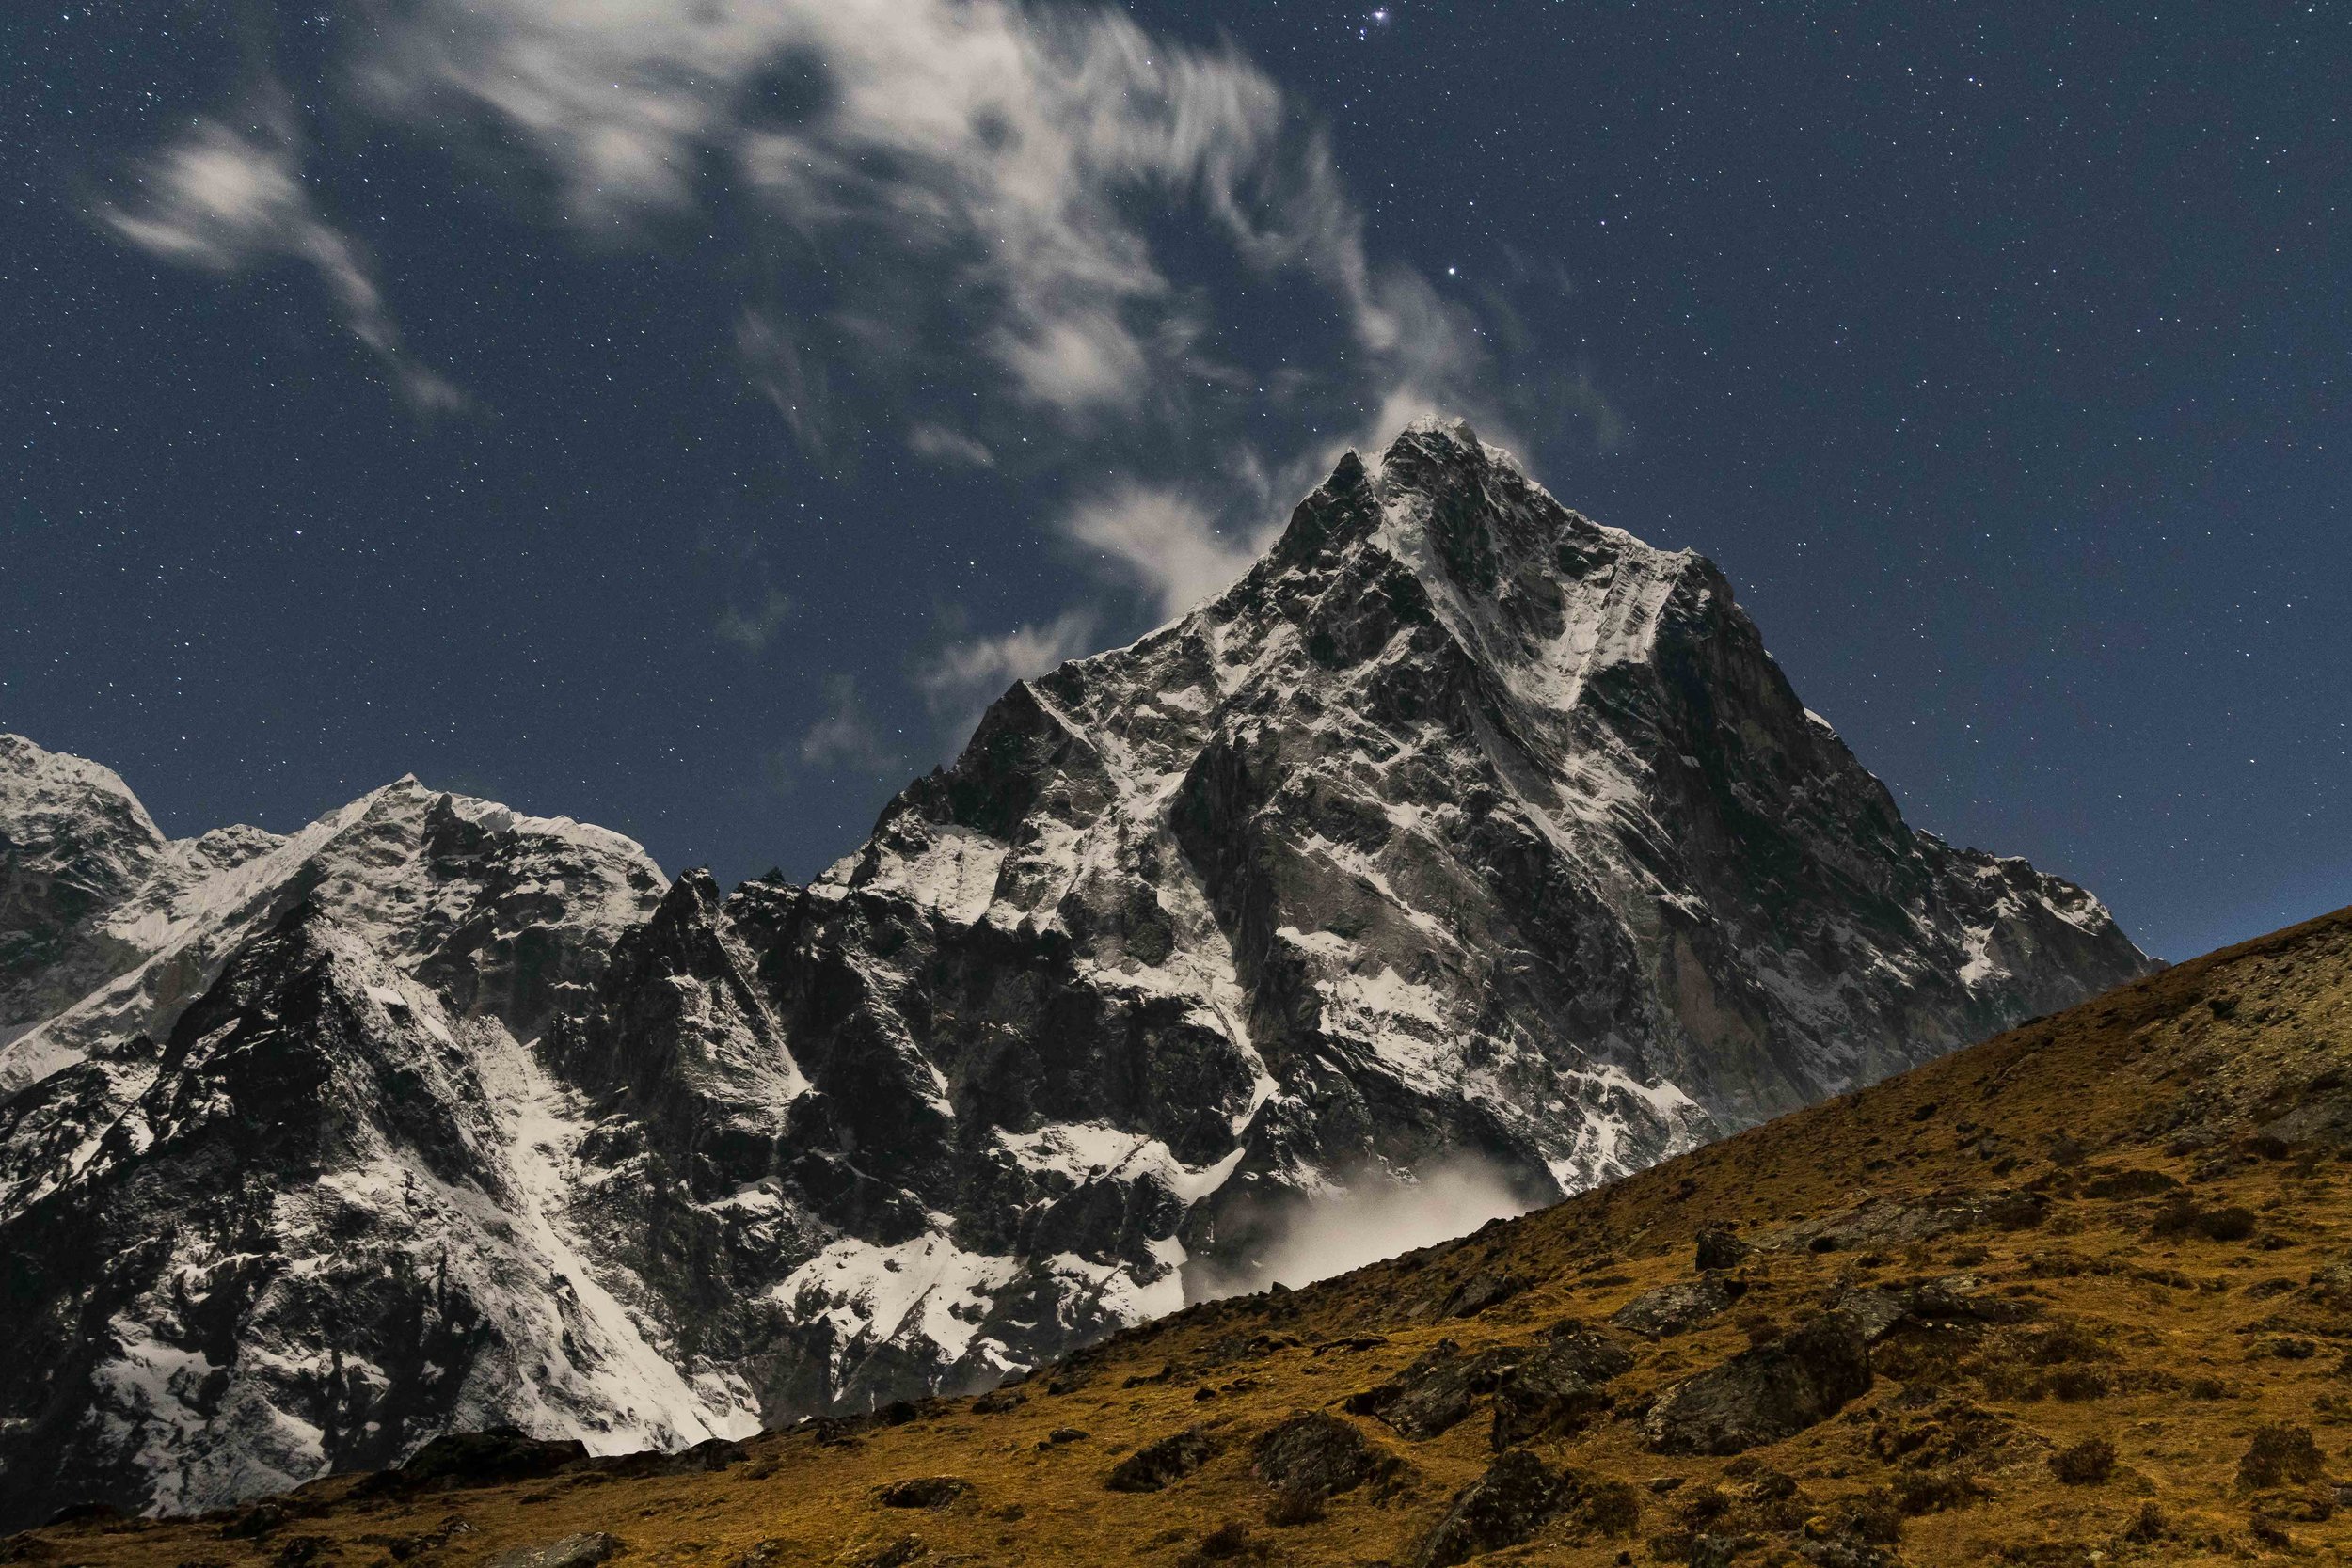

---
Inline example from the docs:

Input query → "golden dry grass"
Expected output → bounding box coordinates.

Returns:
[15,906,2352,1568]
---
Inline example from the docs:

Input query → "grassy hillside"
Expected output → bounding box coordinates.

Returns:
[15,905,2352,1568]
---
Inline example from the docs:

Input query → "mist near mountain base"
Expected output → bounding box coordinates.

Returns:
[1184,1156,1541,1302]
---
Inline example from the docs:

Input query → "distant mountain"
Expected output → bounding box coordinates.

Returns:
[0,420,2152,1527]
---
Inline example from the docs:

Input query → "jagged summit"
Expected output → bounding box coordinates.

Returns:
[0,430,2151,1526]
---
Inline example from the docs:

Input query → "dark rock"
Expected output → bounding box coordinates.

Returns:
[484,1534,621,1568]
[1104,1428,1216,1492]
[723,1542,813,1568]
[1491,1341,1614,1449]
[1690,1535,1758,1568]
[1613,1278,1743,1338]
[399,1429,589,1488]
[1440,1270,1532,1319]
[1250,1412,1394,1496]
[1543,1321,1636,1382]
[593,1438,746,1478]
[1343,1341,1524,1440]
[855,1538,927,1568]
[1412,1449,1573,1568]
[217,1503,291,1540]
[1828,1287,1912,1343]
[1796,1542,1897,1568]
[876,1476,969,1509]
[358,1517,475,1561]
[1644,1312,1873,1455]
[971,1388,1026,1415]
[1695,1228,1753,1273]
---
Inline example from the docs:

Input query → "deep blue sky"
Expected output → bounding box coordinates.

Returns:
[4,2,2345,960]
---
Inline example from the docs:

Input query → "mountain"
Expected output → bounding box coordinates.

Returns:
[0,420,2151,1528]
[26,906,2351,1568]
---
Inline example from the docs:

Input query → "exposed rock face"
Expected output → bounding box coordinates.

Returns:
[1643,1311,1875,1454]
[0,419,2152,1527]
[1251,1410,1395,1497]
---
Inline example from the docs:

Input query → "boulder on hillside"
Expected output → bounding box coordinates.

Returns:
[875,1476,969,1509]
[1490,1343,1613,1449]
[1440,1269,1533,1319]
[1613,1277,1744,1338]
[1412,1449,1573,1568]
[1542,1320,1636,1382]
[394,1429,588,1489]
[1644,1312,1873,1455]
[485,1535,620,1568]
[1251,1412,1396,1496]
[1695,1227,1754,1273]
[1344,1341,1525,1440]
[1104,1427,1216,1492]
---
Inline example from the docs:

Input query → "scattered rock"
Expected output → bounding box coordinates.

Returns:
[972,1387,1026,1415]
[357,1516,474,1561]
[1543,1320,1637,1382]
[396,1429,589,1490]
[1106,1428,1216,1492]
[270,1537,333,1568]
[1780,1196,1982,1253]
[1250,1412,1394,1497]
[1491,1341,1613,1449]
[1343,1341,1524,1440]
[593,1437,746,1479]
[1412,1449,1572,1568]
[1644,1312,1873,1455]
[1688,1533,1757,1568]
[485,1533,621,1568]
[876,1477,969,1509]
[1695,1228,1754,1273]
[854,1537,926,1568]
[217,1503,291,1540]
[1827,1287,1912,1343]
[1613,1277,1744,1338]
[723,1542,812,1568]
[1441,1269,1532,1319]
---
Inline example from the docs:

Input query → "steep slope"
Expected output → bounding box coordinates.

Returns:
[546,418,2147,1405]
[0,419,2152,1526]
[36,900,2351,1567]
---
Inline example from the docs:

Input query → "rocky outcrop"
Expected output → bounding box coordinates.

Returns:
[0,419,2152,1526]
[1643,1311,1875,1454]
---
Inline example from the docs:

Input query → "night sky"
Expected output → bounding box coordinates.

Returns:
[5,2,2346,961]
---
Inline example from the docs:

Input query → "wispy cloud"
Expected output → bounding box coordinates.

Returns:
[906,423,996,469]
[100,102,465,413]
[798,674,901,775]
[100,1,1627,769]
[351,0,1418,428]
[1060,484,1275,623]
[914,609,1100,739]
[714,587,796,654]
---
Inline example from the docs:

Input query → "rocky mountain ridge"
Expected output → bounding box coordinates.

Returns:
[0,420,2152,1528]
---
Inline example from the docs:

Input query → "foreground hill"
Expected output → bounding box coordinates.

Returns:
[0,420,2148,1524]
[19,902,2350,1566]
